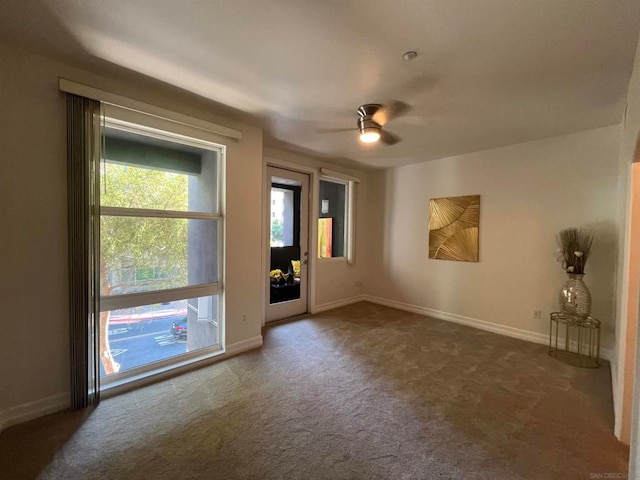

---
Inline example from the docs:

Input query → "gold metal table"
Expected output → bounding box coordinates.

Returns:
[549,312,600,368]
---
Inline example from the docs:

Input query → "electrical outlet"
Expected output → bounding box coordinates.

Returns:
[242,314,247,322]
[355,281,363,288]
[533,310,542,319]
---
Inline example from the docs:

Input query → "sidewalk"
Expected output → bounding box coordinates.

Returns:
[108,307,187,324]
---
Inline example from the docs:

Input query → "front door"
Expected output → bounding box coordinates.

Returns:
[265,167,309,322]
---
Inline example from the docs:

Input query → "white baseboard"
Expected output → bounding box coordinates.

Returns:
[225,335,263,356]
[311,295,366,314]
[0,392,69,435]
[362,295,614,362]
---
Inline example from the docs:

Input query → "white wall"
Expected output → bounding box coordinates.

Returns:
[0,42,264,427]
[365,126,621,350]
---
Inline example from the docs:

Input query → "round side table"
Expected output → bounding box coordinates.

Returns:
[549,312,600,368]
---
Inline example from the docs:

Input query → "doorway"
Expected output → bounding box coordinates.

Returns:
[265,166,309,322]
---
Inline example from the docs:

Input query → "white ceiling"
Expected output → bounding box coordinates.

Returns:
[2,0,640,168]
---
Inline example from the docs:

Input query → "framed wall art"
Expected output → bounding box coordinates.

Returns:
[429,195,480,262]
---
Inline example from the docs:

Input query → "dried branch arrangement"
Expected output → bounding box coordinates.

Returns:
[557,228,594,275]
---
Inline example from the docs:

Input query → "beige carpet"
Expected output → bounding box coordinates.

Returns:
[0,302,628,479]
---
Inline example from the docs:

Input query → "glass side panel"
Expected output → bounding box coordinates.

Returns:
[99,295,219,377]
[318,180,346,257]
[101,216,219,295]
[100,126,218,213]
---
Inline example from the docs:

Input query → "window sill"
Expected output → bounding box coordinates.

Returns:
[317,257,348,263]
[100,345,224,398]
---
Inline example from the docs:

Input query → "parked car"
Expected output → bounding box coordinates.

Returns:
[171,317,187,339]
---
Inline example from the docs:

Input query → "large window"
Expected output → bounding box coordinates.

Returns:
[99,120,223,383]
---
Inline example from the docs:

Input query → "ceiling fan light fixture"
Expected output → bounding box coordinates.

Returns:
[360,127,381,143]
[357,111,382,144]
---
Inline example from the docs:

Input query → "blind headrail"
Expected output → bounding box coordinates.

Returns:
[59,78,242,142]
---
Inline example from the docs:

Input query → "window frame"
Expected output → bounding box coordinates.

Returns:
[99,110,225,387]
[317,174,357,264]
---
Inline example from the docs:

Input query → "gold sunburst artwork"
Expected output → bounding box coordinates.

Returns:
[429,195,480,262]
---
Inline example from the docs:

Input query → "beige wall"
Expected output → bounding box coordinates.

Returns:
[0,43,263,419]
[365,126,621,349]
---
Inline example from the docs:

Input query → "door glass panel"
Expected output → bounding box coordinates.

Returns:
[270,187,294,247]
[270,183,301,305]
[100,295,219,378]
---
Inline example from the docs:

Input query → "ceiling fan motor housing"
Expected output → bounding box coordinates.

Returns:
[357,103,382,133]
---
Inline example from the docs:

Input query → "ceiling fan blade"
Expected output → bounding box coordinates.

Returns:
[380,129,401,145]
[317,127,357,134]
[372,100,412,126]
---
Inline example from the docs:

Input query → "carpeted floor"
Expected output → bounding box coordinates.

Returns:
[0,302,628,479]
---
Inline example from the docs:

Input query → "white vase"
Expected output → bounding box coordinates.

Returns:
[559,273,592,318]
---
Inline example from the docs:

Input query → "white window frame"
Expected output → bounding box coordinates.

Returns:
[99,108,225,387]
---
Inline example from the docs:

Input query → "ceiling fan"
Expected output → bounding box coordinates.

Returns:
[318,101,410,145]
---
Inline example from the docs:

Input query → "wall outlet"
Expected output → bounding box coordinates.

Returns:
[355,281,363,288]
[242,314,247,322]
[533,310,542,319]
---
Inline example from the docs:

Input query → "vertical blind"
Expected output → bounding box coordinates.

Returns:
[67,94,101,409]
